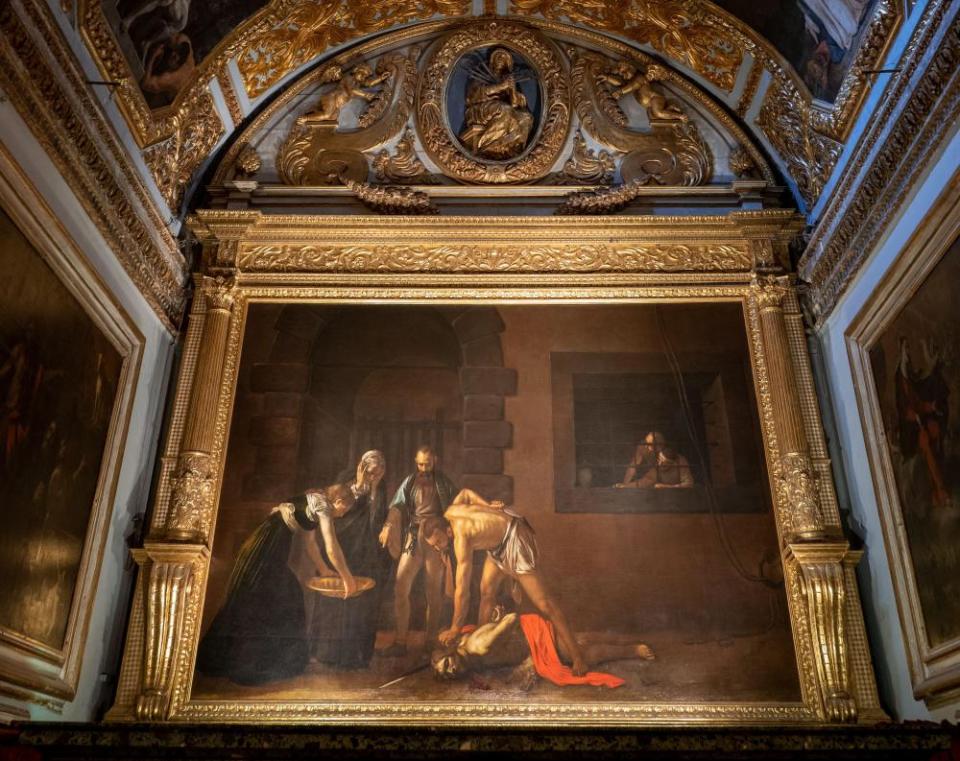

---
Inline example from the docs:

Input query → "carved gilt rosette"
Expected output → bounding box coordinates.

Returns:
[416,21,571,183]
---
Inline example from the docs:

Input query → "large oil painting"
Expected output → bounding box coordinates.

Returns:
[191,301,799,705]
[0,207,123,653]
[868,234,960,654]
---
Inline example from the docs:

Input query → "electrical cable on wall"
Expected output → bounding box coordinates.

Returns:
[654,305,781,591]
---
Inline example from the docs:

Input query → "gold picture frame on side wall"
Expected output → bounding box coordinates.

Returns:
[846,168,960,708]
[0,145,144,717]
[107,211,885,725]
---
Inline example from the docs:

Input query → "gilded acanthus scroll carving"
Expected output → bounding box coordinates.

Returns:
[780,452,824,541]
[236,243,751,273]
[548,130,617,185]
[568,49,712,187]
[278,50,419,186]
[511,0,743,91]
[372,128,438,184]
[166,453,218,542]
[142,90,224,210]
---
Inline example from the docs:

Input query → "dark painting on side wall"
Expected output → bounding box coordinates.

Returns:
[0,208,123,651]
[869,235,960,650]
[105,0,268,108]
[713,0,878,102]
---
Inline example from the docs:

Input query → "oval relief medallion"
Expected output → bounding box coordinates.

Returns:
[416,22,571,184]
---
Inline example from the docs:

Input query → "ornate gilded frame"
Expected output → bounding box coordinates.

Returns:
[106,209,886,724]
[0,145,144,717]
[845,167,960,708]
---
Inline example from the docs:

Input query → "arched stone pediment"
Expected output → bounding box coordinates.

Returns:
[76,0,902,214]
[206,19,778,216]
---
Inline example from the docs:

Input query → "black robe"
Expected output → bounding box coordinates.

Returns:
[310,479,390,669]
[196,497,317,685]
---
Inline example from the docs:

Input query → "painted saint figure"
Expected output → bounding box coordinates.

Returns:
[458,48,535,160]
[379,445,457,656]
[196,484,358,685]
[425,488,589,676]
[0,330,44,470]
[614,431,694,489]
[432,610,654,689]
[895,337,951,507]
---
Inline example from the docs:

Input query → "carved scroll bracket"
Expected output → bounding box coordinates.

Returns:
[161,275,238,543]
[132,543,208,721]
[568,48,712,187]
[785,541,857,723]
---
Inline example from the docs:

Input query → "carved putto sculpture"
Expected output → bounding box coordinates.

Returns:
[602,62,688,123]
[297,62,391,125]
[458,48,535,160]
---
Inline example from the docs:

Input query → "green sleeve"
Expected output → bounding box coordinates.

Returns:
[390,475,411,510]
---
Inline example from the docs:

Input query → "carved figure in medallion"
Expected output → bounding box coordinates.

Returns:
[458,48,535,160]
[298,63,391,125]
[602,62,688,123]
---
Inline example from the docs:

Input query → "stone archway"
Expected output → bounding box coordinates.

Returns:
[447,306,516,503]
[240,303,516,504]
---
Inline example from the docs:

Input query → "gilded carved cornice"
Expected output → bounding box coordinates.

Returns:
[188,209,803,276]
[0,0,187,331]
[73,0,901,215]
[800,0,960,325]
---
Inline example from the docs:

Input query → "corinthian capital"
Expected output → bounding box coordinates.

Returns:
[752,274,791,311]
[202,276,237,312]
